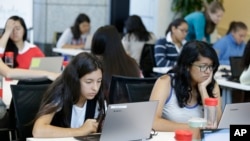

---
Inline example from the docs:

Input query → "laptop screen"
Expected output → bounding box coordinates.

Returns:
[229,56,244,79]
[201,129,229,141]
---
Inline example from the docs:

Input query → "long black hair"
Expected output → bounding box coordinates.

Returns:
[242,40,250,70]
[1,15,27,68]
[91,25,140,98]
[35,52,105,127]
[169,41,219,107]
[70,13,90,39]
[124,15,152,41]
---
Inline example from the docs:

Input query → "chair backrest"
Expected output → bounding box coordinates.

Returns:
[139,44,156,77]
[10,84,50,141]
[109,75,157,104]
[126,83,155,102]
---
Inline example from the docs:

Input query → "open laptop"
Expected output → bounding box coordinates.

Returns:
[74,101,158,141]
[201,129,229,141]
[227,56,244,82]
[217,102,250,129]
[29,56,64,73]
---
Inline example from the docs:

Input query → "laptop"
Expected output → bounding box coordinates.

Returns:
[29,56,64,73]
[74,101,158,141]
[201,129,229,141]
[227,56,244,82]
[218,102,250,129]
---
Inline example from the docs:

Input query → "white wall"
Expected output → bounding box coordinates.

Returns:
[129,0,174,38]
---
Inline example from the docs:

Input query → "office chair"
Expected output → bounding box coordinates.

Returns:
[10,84,50,141]
[109,75,157,104]
[126,83,155,102]
[139,44,156,77]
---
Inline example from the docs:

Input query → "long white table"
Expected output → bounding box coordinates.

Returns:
[26,132,175,141]
[52,48,90,56]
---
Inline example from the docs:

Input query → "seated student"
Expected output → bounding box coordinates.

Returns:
[32,52,105,138]
[56,13,92,49]
[122,15,157,64]
[213,21,248,65]
[150,41,222,139]
[240,39,250,85]
[91,25,141,101]
[0,16,45,69]
[154,18,188,67]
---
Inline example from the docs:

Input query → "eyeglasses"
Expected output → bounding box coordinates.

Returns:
[192,64,215,72]
[177,28,188,34]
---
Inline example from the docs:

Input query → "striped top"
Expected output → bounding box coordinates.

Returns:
[154,32,185,67]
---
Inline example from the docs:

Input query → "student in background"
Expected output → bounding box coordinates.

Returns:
[122,15,157,64]
[56,13,92,49]
[213,21,247,65]
[91,25,141,100]
[150,41,221,139]
[185,1,224,43]
[240,39,250,85]
[154,18,188,67]
[0,15,45,69]
[33,52,105,138]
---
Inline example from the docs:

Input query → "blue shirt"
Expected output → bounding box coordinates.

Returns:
[213,33,246,65]
[185,12,210,42]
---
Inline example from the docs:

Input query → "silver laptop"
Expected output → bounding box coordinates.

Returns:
[74,101,158,141]
[201,129,229,141]
[218,102,250,129]
[29,57,64,73]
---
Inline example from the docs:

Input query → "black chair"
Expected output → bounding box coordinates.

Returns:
[126,83,155,102]
[139,44,156,77]
[10,84,50,141]
[109,75,157,104]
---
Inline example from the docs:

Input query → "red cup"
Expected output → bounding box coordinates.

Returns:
[0,88,2,98]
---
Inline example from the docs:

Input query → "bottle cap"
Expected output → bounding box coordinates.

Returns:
[175,130,192,141]
[63,61,69,66]
[205,98,218,106]
[5,52,14,57]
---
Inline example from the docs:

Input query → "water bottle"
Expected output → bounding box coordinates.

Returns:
[175,130,192,141]
[5,51,14,68]
[204,98,218,128]
[0,75,2,98]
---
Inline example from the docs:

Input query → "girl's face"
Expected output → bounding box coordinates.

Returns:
[189,56,214,84]
[10,21,24,43]
[209,9,224,24]
[232,28,248,44]
[79,21,90,34]
[80,69,102,100]
[172,22,188,42]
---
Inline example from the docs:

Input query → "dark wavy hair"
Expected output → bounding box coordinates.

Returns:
[70,13,90,39]
[91,25,140,98]
[169,41,219,107]
[35,52,105,127]
[124,15,152,41]
[1,15,27,68]
[165,18,187,35]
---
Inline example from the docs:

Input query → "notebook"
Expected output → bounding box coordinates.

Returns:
[201,129,229,141]
[29,56,64,73]
[217,102,250,129]
[227,56,244,82]
[74,101,158,141]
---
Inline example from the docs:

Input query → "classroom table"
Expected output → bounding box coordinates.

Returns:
[52,48,90,56]
[27,132,175,141]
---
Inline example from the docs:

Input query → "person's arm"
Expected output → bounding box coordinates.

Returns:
[32,112,98,138]
[197,72,222,122]
[213,38,228,65]
[56,28,84,49]
[0,19,15,49]
[0,59,59,81]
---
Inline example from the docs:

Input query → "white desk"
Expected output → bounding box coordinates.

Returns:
[2,78,18,109]
[26,132,175,141]
[52,48,90,56]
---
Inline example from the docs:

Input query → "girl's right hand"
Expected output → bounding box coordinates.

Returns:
[5,19,16,33]
[79,119,99,135]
